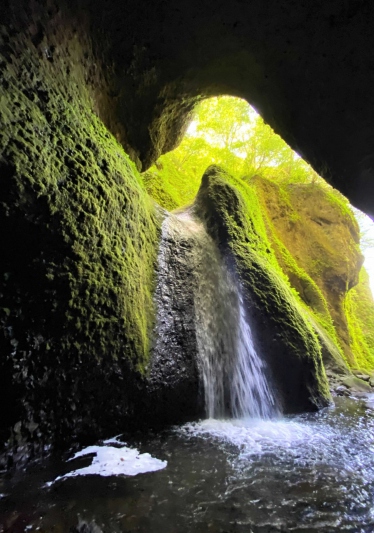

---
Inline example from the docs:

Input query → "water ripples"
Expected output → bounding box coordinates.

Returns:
[180,399,374,531]
[2,399,374,532]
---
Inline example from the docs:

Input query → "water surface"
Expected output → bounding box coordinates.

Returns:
[1,397,374,533]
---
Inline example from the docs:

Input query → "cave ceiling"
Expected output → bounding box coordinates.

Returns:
[4,0,374,216]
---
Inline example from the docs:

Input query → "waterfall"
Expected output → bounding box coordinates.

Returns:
[230,291,279,419]
[154,209,279,420]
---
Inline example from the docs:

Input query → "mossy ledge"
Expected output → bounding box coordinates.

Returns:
[193,165,331,413]
[0,23,163,468]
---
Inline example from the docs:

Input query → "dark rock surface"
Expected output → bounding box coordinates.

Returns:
[146,211,204,423]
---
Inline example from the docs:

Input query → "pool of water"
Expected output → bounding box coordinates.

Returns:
[1,397,374,533]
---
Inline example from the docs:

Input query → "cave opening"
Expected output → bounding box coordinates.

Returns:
[143,95,325,210]
[143,95,374,377]
[143,95,374,294]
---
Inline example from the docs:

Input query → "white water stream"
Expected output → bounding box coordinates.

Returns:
[157,209,279,420]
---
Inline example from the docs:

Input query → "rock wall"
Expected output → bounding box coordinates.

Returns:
[0,9,206,466]
[250,177,374,372]
[0,15,162,467]
[145,155,374,379]
[146,212,204,424]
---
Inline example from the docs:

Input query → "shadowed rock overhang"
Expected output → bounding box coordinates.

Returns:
[3,0,374,216]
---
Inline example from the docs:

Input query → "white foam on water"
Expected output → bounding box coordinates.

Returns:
[181,417,335,458]
[46,441,167,486]
[102,435,127,446]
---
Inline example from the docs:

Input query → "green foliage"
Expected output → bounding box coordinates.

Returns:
[145,96,327,210]
[345,268,374,371]
[142,169,180,211]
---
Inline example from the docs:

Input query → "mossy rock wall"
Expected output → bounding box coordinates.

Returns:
[0,20,161,466]
[193,166,331,413]
[249,176,374,372]
[141,139,374,377]
[345,269,374,372]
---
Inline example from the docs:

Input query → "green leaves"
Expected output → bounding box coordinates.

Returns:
[145,96,336,208]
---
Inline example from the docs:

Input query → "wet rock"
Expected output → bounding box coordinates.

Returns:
[70,519,103,533]
[341,376,372,393]
[335,385,350,397]
[354,373,371,382]
[351,391,371,399]
[146,212,203,423]
[193,166,331,413]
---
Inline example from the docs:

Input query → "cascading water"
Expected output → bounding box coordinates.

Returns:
[230,290,279,419]
[193,223,279,420]
[154,208,279,420]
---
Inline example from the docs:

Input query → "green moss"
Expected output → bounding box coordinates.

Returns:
[143,155,199,209]
[144,82,373,376]
[272,236,346,356]
[1,41,160,366]
[142,170,180,211]
[147,137,373,374]
[245,177,368,370]
[193,166,331,409]
[0,30,160,449]
[323,186,359,230]
[198,171,341,359]
[345,268,374,372]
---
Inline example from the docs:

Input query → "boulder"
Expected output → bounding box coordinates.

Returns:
[341,375,372,393]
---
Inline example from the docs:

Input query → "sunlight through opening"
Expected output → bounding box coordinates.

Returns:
[145,95,374,296]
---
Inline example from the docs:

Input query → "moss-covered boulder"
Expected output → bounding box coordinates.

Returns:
[193,166,331,413]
